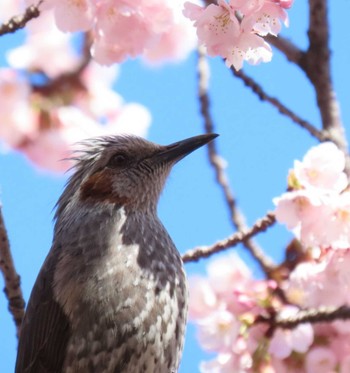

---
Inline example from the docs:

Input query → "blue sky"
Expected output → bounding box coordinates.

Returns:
[1,1,350,372]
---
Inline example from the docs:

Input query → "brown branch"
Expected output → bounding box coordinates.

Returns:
[196,48,276,274]
[0,207,25,337]
[301,0,345,142]
[230,67,326,142]
[265,35,305,65]
[256,305,350,336]
[182,212,276,265]
[0,1,42,36]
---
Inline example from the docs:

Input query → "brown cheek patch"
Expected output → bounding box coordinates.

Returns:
[79,170,129,205]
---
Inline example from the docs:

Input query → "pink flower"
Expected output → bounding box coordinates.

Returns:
[0,69,38,148]
[184,0,291,70]
[277,0,294,9]
[188,253,253,319]
[246,1,289,36]
[323,192,350,249]
[200,349,253,373]
[91,1,159,64]
[268,307,314,359]
[19,102,150,172]
[305,347,337,373]
[200,352,250,373]
[50,0,94,32]
[224,30,272,70]
[188,277,217,319]
[206,253,252,297]
[19,107,103,172]
[0,0,22,21]
[78,62,122,119]
[286,250,350,308]
[274,188,350,249]
[197,310,240,352]
[7,11,80,78]
[274,189,331,245]
[340,356,350,373]
[184,1,240,58]
[293,142,347,194]
[142,0,198,64]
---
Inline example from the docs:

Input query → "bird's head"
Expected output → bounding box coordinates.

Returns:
[55,134,218,216]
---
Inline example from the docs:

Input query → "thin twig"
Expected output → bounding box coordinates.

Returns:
[230,67,326,142]
[0,1,42,36]
[182,212,276,265]
[256,305,350,335]
[196,48,276,274]
[0,208,25,338]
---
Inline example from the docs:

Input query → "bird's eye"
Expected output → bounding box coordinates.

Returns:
[107,153,129,168]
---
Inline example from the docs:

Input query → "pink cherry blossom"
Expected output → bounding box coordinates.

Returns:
[142,0,198,64]
[184,0,292,70]
[286,250,350,308]
[78,62,122,119]
[224,30,272,70]
[206,253,252,297]
[188,277,217,319]
[323,192,350,249]
[184,0,241,56]
[277,0,294,9]
[7,11,80,79]
[51,0,94,32]
[340,355,350,373]
[92,1,160,64]
[0,69,38,149]
[305,347,337,373]
[274,142,350,249]
[200,351,251,373]
[19,107,104,172]
[36,0,196,65]
[268,307,314,359]
[293,142,347,193]
[273,189,336,247]
[247,1,289,36]
[19,104,151,172]
[196,310,240,352]
[0,0,22,21]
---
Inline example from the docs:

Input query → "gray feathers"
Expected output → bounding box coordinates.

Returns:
[16,133,216,372]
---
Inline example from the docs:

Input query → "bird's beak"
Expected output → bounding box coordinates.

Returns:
[154,133,219,164]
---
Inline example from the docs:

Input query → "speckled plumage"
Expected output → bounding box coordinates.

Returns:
[15,134,217,373]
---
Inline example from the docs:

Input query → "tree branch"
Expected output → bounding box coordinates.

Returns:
[300,0,347,152]
[0,208,25,337]
[196,48,276,274]
[266,35,305,65]
[182,212,276,266]
[0,1,42,36]
[230,67,326,142]
[256,305,350,336]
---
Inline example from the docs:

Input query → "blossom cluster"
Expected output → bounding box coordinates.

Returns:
[189,254,312,372]
[184,0,294,70]
[274,142,350,250]
[190,251,350,372]
[0,10,150,172]
[190,143,350,372]
[27,0,197,65]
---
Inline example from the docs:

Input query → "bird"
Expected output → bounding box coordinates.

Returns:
[15,133,218,373]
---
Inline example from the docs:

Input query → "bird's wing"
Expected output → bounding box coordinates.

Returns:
[15,247,71,373]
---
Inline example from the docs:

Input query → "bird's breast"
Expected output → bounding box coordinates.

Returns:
[52,207,188,372]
